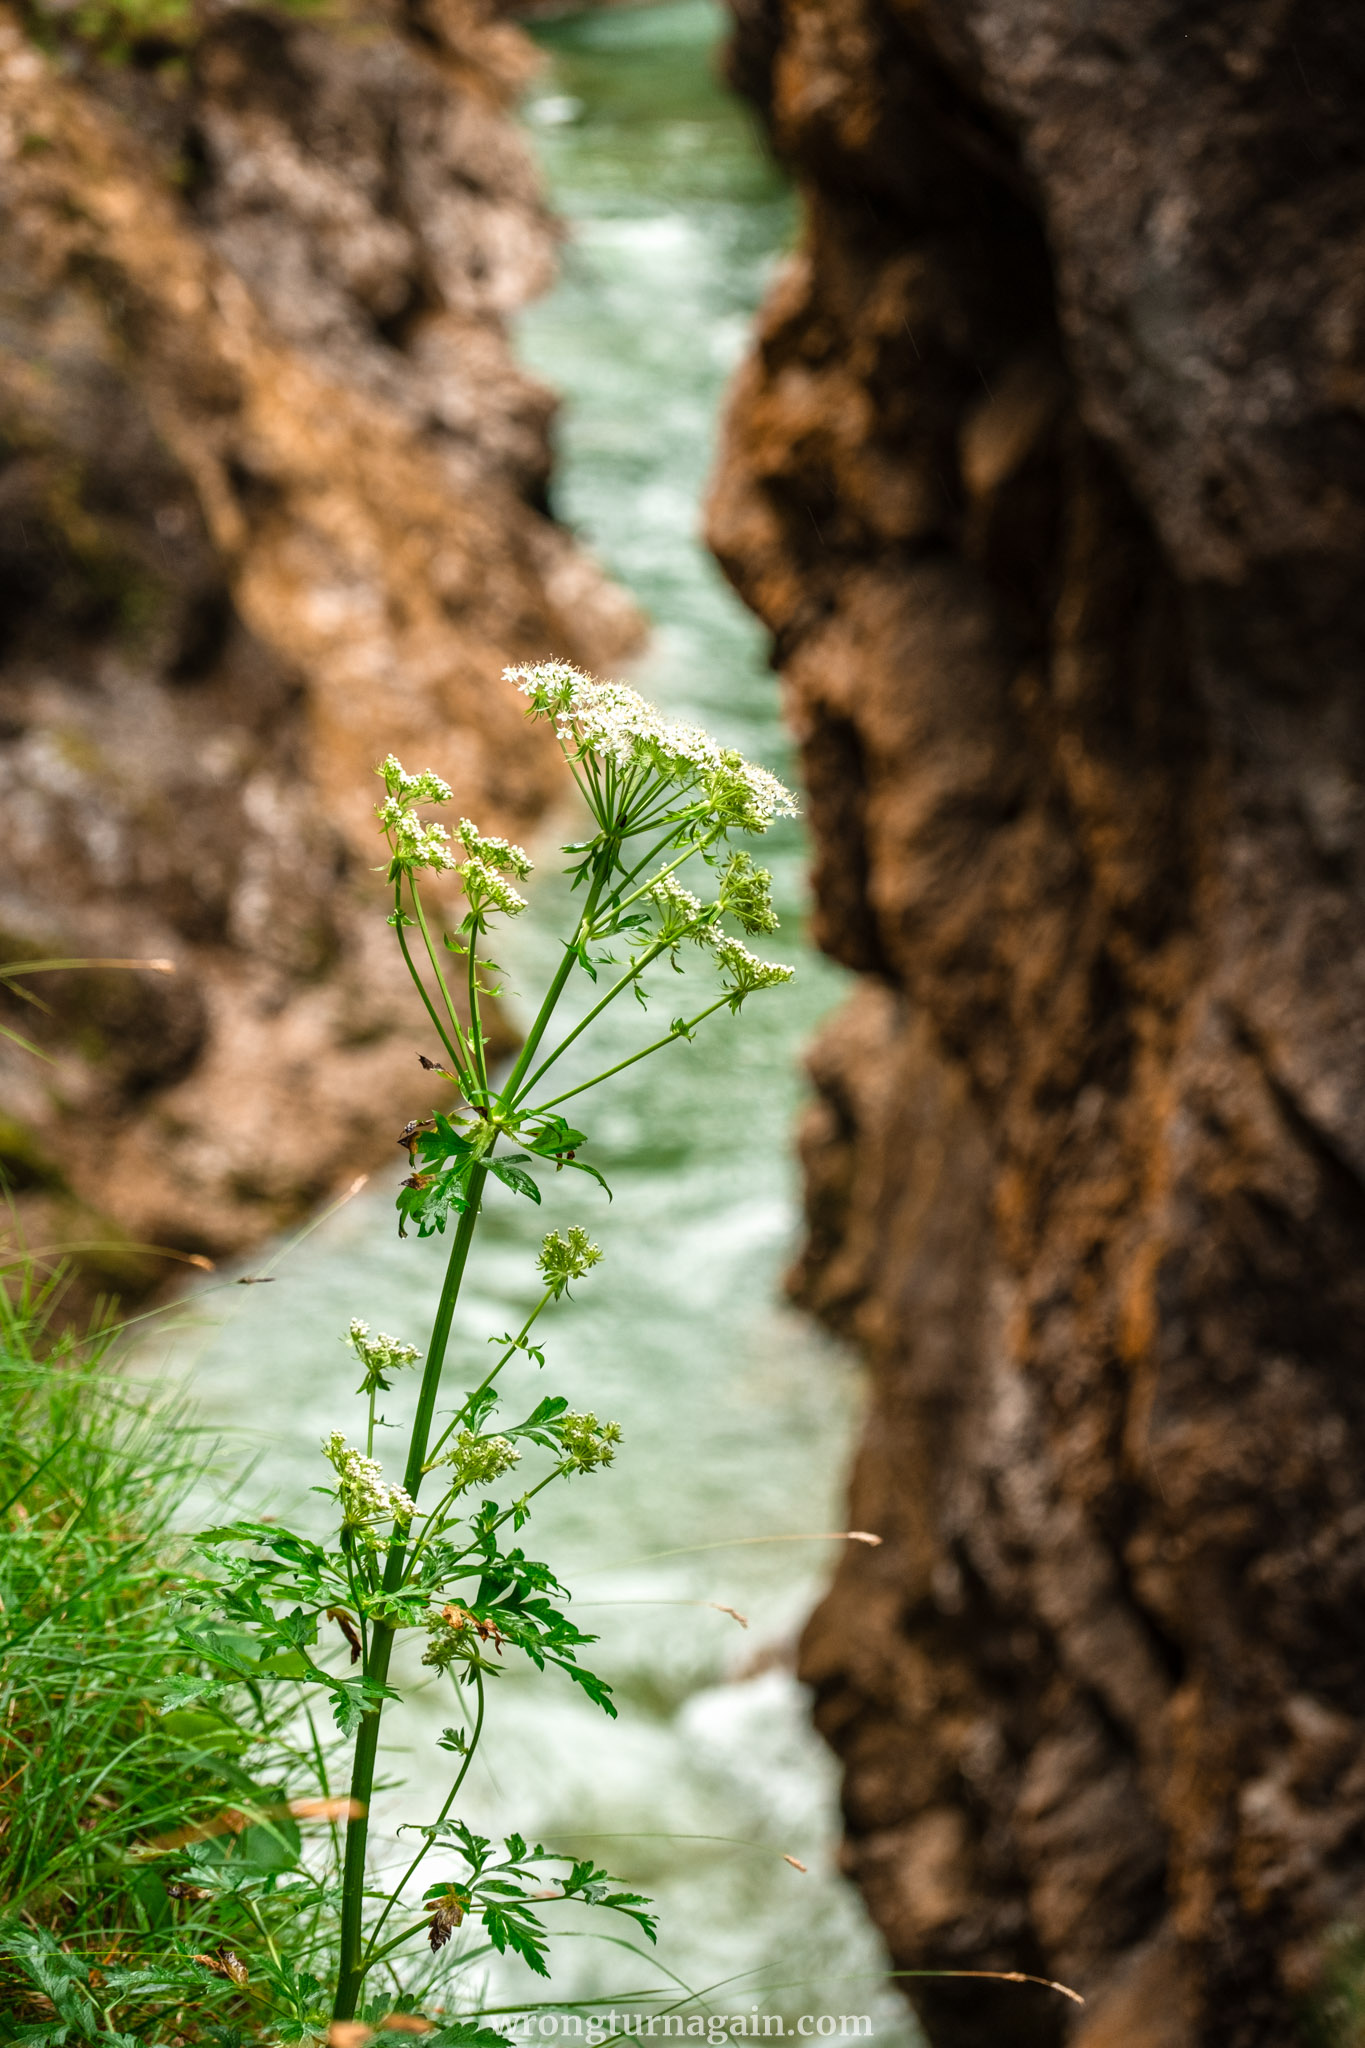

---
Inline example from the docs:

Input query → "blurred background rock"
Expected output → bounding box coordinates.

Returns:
[708,3,1365,2044]
[0,0,637,1288]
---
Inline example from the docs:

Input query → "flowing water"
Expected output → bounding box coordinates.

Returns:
[169,4,915,2034]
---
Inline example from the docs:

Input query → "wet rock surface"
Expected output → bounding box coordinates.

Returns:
[708,2,1365,2042]
[0,0,636,1286]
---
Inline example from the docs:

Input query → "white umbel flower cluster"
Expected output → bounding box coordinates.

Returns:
[442,1430,521,1492]
[648,871,711,949]
[714,934,796,1003]
[455,817,532,917]
[323,1432,416,1532]
[347,1320,420,1394]
[380,806,459,873]
[504,661,798,834]
[379,757,453,807]
[557,1411,622,1475]
[458,856,528,918]
[457,819,533,879]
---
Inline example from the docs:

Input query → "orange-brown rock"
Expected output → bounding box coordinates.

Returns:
[708,2,1365,2043]
[0,0,637,1288]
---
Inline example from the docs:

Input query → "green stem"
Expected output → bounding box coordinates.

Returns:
[401,1165,488,1500]
[359,1916,440,1975]
[402,1290,555,1581]
[466,912,489,1098]
[333,1164,488,2023]
[408,879,481,1098]
[526,997,732,1117]
[424,1291,552,1468]
[512,940,671,1108]
[400,1464,566,1587]
[393,883,470,1089]
[604,833,716,927]
[498,848,614,1106]
[361,1669,486,1966]
[484,1467,563,1539]
[601,824,686,904]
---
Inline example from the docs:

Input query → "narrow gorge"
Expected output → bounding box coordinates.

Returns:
[708,3,1365,2045]
[4,0,1364,2040]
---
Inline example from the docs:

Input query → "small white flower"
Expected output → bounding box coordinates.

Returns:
[504,659,587,717]
[648,872,712,949]
[377,756,453,807]
[505,662,797,836]
[459,855,528,917]
[386,810,459,873]
[323,1433,414,1531]
[713,933,796,1001]
[457,819,533,879]
[443,1431,521,1491]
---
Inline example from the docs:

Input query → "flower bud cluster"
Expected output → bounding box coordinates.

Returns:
[648,873,710,949]
[501,660,584,718]
[442,1430,521,1492]
[420,1607,470,1672]
[323,1432,416,1533]
[717,850,778,936]
[347,1320,420,1394]
[381,807,459,874]
[704,750,798,834]
[536,1226,603,1298]
[557,1412,622,1475]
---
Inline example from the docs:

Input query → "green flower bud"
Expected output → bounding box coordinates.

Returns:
[537,1227,603,1299]
[717,850,778,936]
[557,1411,622,1475]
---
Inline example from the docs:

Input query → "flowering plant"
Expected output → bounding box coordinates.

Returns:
[178,664,796,2032]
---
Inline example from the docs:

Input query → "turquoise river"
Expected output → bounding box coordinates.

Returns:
[166,4,916,2036]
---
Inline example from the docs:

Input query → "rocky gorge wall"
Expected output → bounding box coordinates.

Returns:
[707,4,1365,2045]
[0,0,635,1288]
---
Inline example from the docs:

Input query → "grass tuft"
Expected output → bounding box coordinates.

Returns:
[0,1268,333,2041]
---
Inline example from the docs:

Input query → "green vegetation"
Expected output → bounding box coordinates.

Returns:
[0,1268,336,2042]
[189,664,798,2027]
[0,665,801,2040]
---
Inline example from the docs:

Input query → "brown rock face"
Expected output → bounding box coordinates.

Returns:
[0,0,636,1286]
[707,4,1365,2043]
